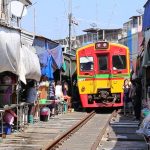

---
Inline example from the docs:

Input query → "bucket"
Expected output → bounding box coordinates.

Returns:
[5,124,11,135]
[40,115,49,122]
[40,107,50,116]
[40,107,50,121]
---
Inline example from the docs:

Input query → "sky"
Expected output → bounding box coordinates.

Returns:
[21,0,147,40]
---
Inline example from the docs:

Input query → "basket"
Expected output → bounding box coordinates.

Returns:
[39,99,47,104]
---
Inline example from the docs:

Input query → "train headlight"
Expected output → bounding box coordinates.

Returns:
[81,86,85,92]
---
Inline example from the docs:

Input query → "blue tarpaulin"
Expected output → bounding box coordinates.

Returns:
[38,45,63,79]
[143,0,150,31]
[127,30,132,67]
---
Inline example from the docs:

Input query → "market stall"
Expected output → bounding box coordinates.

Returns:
[0,26,41,136]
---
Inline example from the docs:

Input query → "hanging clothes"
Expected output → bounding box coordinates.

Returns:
[38,45,63,80]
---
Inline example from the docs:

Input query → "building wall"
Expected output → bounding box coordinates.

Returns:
[119,31,143,72]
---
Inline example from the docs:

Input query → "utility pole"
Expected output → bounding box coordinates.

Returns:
[68,0,72,53]
[33,7,36,35]
[96,0,99,41]
[68,0,72,94]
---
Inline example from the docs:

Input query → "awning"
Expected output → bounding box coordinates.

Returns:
[0,26,41,84]
[0,26,20,75]
[18,45,41,84]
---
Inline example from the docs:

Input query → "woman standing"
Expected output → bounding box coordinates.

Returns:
[26,80,37,123]
[123,79,132,116]
[63,82,71,111]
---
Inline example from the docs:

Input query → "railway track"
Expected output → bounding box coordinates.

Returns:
[0,110,124,150]
[43,110,116,150]
[0,112,87,150]
[0,107,147,150]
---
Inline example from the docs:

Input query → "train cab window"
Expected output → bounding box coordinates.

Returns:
[98,55,108,71]
[80,57,93,71]
[112,55,126,70]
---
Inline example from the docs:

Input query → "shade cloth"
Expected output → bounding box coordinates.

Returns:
[0,26,41,84]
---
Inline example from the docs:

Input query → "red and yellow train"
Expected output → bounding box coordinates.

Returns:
[76,41,130,108]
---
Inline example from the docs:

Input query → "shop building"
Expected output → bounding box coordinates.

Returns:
[141,0,150,103]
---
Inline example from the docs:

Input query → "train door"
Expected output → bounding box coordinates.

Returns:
[94,53,110,92]
[111,50,128,93]
[78,56,94,94]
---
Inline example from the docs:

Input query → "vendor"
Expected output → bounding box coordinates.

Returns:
[26,80,37,123]
[49,80,56,116]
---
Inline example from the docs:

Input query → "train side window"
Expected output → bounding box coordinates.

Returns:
[112,55,126,70]
[98,55,108,71]
[80,57,93,71]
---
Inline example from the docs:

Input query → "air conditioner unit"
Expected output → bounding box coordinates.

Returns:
[62,45,68,53]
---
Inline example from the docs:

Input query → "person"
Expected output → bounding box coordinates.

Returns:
[123,79,132,116]
[55,81,64,100]
[49,80,56,116]
[134,78,142,121]
[49,80,55,100]
[129,78,142,121]
[26,80,37,123]
[63,82,72,111]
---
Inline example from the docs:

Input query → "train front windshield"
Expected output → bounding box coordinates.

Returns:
[112,55,126,70]
[80,56,94,71]
[98,55,108,71]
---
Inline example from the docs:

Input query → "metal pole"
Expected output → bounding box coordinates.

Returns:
[97,29,99,41]
[68,0,72,87]
[68,0,72,52]
[34,7,36,35]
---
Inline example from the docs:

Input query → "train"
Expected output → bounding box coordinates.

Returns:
[76,41,130,108]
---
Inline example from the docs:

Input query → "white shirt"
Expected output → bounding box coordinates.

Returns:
[55,85,62,97]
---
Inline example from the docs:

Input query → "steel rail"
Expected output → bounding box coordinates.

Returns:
[91,109,119,150]
[43,111,95,150]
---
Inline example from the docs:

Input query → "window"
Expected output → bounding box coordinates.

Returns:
[98,55,108,71]
[133,18,138,28]
[80,57,93,71]
[2,0,5,13]
[112,55,126,70]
